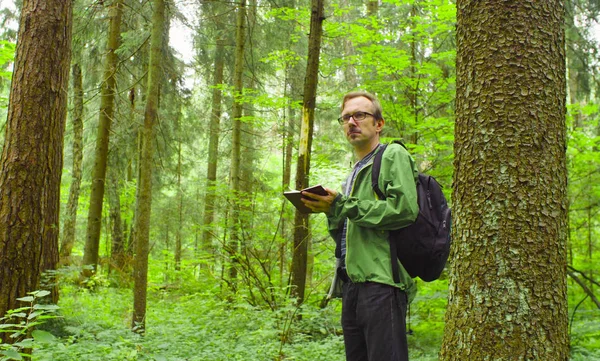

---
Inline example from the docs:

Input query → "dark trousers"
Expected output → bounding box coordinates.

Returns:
[341,281,409,361]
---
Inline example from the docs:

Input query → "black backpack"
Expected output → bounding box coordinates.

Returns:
[371,141,451,282]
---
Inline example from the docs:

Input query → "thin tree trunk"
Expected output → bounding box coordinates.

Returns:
[59,61,84,266]
[0,0,72,328]
[132,0,165,334]
[107,152,125,273]
[441,2,569,359]
[82,0,123,277]
[201,36,225,256]
[366,0,378,15]
[124,86,137,261]
[290,0,324,304]
[175,113,182,272]
[281,105,295,284]
[228,0,247,285]
[408,4,419,145]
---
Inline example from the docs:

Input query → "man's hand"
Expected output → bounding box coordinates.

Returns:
[301,187,338,214]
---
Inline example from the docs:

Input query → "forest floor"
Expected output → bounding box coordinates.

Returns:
[30,283,444,361]
[25,279,600,361]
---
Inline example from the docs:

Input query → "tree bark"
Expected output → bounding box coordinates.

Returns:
[227,0,247,285]
[107,151,125,273]
[0,0,72,327]
[132,0,165,334]
[290,0,324,304]
[175,112,182,272]
[441,2,569,360]
[201,36,225,256]
[59,61,84,266]
[82,0,123,277]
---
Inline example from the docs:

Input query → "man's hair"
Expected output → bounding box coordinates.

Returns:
[341,91,384,121]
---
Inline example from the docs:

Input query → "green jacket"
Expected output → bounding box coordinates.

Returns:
[327,142,419,299]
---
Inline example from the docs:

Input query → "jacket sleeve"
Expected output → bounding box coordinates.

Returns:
[327,145,419,231]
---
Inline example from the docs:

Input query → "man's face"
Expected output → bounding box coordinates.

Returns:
[341,96,383,148]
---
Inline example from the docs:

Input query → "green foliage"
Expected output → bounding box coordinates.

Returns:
[33,285,346,361]
[0,40,14,80]
[0,40,14,110]
[0,291,59,361]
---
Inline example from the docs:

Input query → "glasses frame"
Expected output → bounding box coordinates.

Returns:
[337,111,375,125]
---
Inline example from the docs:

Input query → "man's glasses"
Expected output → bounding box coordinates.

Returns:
[337,111,374,125]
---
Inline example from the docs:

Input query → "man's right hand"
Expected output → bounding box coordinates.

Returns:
[301,187,338,214]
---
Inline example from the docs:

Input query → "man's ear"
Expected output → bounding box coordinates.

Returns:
[376,118,385,133]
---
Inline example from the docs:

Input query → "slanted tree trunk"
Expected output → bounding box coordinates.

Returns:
[290,0,324,304]
[440,2,569,360]
[0,0,72,326]
[59,60,84,266]
[82,0,123,277]
[227,0,247,285]
[132,0,165,334]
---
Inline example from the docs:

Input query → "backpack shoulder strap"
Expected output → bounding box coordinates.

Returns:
[371,144,388,200]
[371,141,403,284]
[371,140,407,199]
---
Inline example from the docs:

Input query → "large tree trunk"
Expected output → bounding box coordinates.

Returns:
[440,2,569,360]
[0,0,72,325]
[227,0,247,285]
[289,0,324,304]
[59,60,84,266]
[82,0,123,277]
[132,0,165,334]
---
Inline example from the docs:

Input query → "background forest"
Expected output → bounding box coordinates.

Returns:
[0,0,599,360]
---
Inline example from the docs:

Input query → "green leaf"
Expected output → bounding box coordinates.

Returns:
[13,338,33,348]
[27,311,42,320]
[32,330,55,343]
[15,296,33,303]
[30,290,51,298]
[0,349,22,360]
[33,304,59,311]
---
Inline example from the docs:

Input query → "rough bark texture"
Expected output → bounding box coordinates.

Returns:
[441,2,569,360]
[132,0,165,333]
[59,62,84,266]
[290,0,324,304]
[82,0,123,276]
[228,0,246,284]
[0,0,72,325]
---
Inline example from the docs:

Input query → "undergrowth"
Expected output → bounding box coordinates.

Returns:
[24,279,600,360]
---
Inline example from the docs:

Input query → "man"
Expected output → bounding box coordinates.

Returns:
[302,91,419,361]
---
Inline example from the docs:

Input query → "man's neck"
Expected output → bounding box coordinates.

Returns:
[354,139,381,160]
